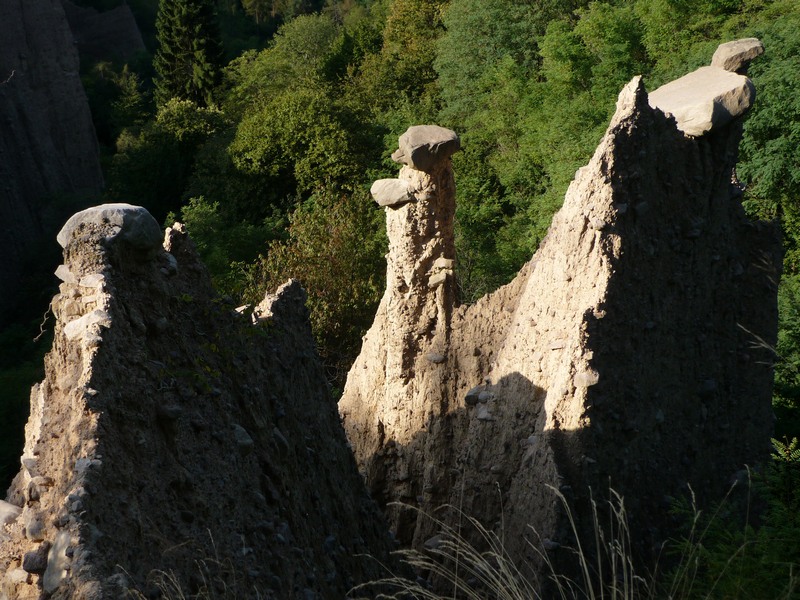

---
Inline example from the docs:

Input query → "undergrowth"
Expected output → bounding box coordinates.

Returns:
[351,440,800,600]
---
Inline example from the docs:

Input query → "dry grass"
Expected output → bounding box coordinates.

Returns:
[349,480,800,600]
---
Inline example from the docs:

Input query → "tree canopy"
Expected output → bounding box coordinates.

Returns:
[153,0,224,107]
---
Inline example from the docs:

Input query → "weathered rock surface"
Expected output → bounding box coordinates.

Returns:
[649,39,762,137]
[711,37,764,73]
[391,125,461,172]
[0,0,104,323]
[340,66,780,581]
[56,203,163,252]
[61,0,146,62]
[1,207,395,599]
[648,66,754,136]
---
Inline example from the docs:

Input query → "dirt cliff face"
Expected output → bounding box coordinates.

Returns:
[0,205,395,599]
[61,1,146,62]
[340,73,781,572]
[0,0,104,323]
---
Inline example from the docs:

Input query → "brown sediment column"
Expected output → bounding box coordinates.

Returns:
[371,125,460,384]
[340,125,461,542]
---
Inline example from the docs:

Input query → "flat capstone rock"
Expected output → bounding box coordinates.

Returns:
[57,203,162,250]
[391,125,460,172]
[711,38,764,73]
[648,66,755,137]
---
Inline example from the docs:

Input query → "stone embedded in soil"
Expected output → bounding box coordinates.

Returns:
[371,178,414,207]
[464,386,481,406]
[22,542,50,574]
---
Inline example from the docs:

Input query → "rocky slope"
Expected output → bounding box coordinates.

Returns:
[0,0,104,323]
[0,205,395,599]
[340,42,781,577]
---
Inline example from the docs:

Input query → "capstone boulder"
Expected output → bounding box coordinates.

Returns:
[648,66,755,136]
[391,125,461,172]
[711,37,765,73]
[56,204,163,252]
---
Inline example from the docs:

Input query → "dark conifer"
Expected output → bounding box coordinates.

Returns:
[153,0,223,108]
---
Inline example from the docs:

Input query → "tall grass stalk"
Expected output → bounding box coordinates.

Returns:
[349,485,652,600]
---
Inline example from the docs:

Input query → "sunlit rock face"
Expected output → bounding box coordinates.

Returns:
[340,42,780,578]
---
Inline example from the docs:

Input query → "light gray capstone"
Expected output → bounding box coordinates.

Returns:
[648,66,755,136]
[391,125,461,172]
[370,179,414,208]
[711,38,764,73]
[23,512,45,542]
[57,203,162,251]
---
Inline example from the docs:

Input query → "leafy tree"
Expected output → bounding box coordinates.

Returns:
[434,0,571,127]
[229,86,379,196]
[177,195,285,294]
[222,13,341,117]
[773,275,800,440]
[242,191,386,386]
[242,0,322,22]
[739,10,800,272]
[82,62,151,149]
[353,0,446,113]
[109,98,225,221]
[153,0,224,107]
[241,0,272,23]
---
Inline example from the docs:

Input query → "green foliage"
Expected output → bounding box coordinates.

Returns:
[177,195,285,294]
[153,0,224,107]
[241,191,386,384]
[667,442,800,599]
[242,0,324,23]
[574,2,649,97]
[82,61,151,147]
[772,274,800,440]
[221,13,341,117]
[352,0,446,114]
[434,0,568,127]
[109,98,225,221]
[229,86,379,195]
[739,10,800,272]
